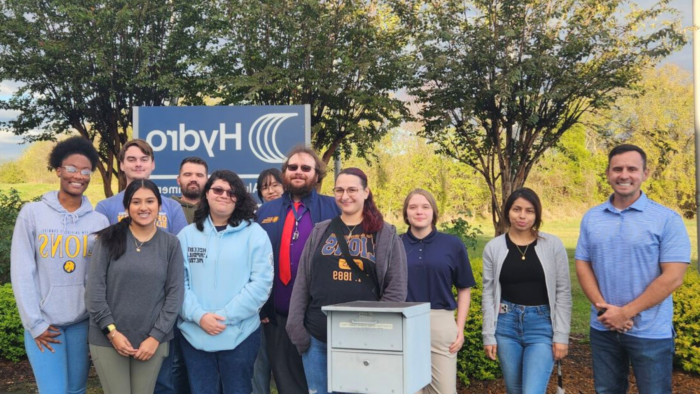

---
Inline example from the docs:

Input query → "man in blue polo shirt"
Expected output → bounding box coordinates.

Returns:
[575,144,690,394]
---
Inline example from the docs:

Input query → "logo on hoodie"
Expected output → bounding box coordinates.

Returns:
[63,261,76,273]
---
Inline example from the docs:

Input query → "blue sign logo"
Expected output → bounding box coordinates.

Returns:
[133,105,310,199]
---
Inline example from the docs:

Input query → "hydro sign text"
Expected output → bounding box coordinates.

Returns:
[146,123,241,157]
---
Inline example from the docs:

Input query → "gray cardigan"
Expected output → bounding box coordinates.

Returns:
[286,219,408,354]
[481,232,572,345]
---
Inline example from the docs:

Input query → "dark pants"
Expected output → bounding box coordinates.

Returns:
[181,327,260,394]
[590,327,674,394]
[265,314,308,394]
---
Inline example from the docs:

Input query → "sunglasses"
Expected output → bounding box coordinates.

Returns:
[287,164,315,173]
[209,187,236,200]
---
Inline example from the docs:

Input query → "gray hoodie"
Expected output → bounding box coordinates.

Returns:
[11,191,109,338]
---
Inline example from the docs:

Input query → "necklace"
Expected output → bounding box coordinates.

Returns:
[515,243,529,260]
[344,223,359,236]
[134,238,146,252]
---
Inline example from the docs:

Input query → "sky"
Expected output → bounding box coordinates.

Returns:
[0,0,694,163]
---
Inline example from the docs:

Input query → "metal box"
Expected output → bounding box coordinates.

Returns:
[322,301,431,394]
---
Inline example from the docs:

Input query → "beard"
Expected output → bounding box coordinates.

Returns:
[182,183,202,200]
[284,176,316,198]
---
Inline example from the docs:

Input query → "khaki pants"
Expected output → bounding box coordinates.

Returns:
[90,342,169,394]
[416,309,458,394]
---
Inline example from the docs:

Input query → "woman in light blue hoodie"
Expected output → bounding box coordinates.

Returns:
[11,137,109,394]
[178,170,273,394]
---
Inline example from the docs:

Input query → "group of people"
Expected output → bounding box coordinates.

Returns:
[10,136,690,394]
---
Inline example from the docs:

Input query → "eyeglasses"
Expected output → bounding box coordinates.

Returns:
[287,164,315,173]
[60,165,93,177]
[209,187,237,200]
[333,187,361,197]
[261,182,282,191]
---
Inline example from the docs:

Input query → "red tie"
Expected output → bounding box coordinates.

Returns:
[279,202,301,285]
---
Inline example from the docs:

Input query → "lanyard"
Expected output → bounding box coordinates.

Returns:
[290,202,305,241]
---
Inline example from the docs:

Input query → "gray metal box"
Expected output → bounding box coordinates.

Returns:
[322,301,431,394]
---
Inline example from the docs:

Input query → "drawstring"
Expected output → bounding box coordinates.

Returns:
[61,212,79,231]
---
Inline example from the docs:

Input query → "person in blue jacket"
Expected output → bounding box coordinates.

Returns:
[255,146,340,394]
[177,170,273,394]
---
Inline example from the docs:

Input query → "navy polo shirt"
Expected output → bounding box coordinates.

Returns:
[401,229,476,310]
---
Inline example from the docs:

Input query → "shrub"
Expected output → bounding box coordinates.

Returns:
[0,283,25,362]
[442,217,500,386]
[0,188,26,284]
[674,268,700,374]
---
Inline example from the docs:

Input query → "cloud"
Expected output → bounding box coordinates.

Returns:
[0,80,23,98]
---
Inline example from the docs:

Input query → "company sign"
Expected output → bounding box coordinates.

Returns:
[133,105,310,199]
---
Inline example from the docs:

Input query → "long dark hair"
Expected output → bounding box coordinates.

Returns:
[336,168,384,233]
[95,180,162,260]
[503,187,543,234]
[194,170,257,231]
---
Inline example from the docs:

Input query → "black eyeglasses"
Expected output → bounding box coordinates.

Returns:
[287,164,315,173]
[209,187,236,200]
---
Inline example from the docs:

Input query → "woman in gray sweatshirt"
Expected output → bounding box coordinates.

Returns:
[86,179,184,394]
[11,137,109,394]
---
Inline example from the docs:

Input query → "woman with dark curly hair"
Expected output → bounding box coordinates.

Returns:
[12,137,108,394]
[177,170,274,394]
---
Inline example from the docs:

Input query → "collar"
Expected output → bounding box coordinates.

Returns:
[283,189,317,208]
[404,228,438,244]
[604,190,648,213]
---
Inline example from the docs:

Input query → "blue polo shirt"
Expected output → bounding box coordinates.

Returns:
[401,230,475,310]
[575,192,690,339]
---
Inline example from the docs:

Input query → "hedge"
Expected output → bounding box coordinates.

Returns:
[673,268,700,374]
[0,283,25,362]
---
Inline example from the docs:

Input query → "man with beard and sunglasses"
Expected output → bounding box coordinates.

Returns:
[256,145,340,394]
[172,157,209,225]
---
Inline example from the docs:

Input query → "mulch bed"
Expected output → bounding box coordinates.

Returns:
[461,334,700,393]
[1,335,698,393]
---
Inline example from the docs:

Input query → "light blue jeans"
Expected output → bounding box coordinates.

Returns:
[23,319,90,394]
[302,336,329,394]
[495,301,555,394]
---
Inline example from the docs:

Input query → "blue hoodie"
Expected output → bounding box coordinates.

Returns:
[11,191,109,338]
[177,217,273,352]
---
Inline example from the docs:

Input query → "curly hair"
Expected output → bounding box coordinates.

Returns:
[194,170,257,231]
[48,137,100,171]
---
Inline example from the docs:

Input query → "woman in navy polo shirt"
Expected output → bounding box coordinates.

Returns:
[401,188,475,394]
[481,188,572,394]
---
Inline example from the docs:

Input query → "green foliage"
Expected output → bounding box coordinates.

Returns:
[0,162,27,184]
[407,0,687,233]
[0,0,213,196]
[0,189,27,284]
[442,217,499,386]
[454,257,501,386]
[201,0,413,166]
[0,283,25,362]
[673,268,700,374]
[441,217,483,252]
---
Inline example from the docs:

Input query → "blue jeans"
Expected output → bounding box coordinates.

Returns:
[590,327,674,394]
[181,327,260,394]
[495,301,554,394]
[302,336,329,394]
[252,326,271,394]
[23,319,90,394]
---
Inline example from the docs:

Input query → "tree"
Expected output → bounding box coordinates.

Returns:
[408,0,686,234]
[0,0,212,196]
[202,0,412,170]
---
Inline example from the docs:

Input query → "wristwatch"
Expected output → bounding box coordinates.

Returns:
[102,324,116,337]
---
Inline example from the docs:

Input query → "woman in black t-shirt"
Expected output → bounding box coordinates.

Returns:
[286,167,407,394]
[481,188,572,394]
